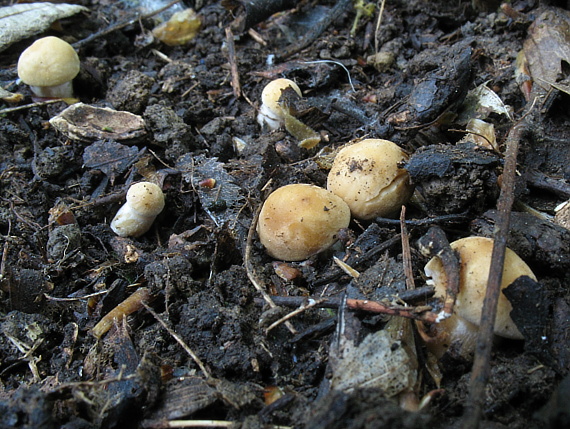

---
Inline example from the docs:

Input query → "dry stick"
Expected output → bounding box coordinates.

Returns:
[462,121,526,429]
[345,298,438,323]
[265,298,325,334]
[224,27,242,99]
[399,206,416,291]
[72,0,182,49]
[142,302,212,380]
[254,286,435,309]
[374,0,387,55]
[244,204,297,335]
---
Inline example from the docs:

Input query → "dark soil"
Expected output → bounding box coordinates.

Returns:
[0,0,569,428]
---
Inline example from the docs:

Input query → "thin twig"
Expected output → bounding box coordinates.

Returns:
[0,220,11,283]
[265,299,325,334]
[142,302,212,380]
[225,27,242,99]
[462,121,527,429]
[254,286,436,310]
[0,99,63,115]
[345,298,438,323]
[374,0,387,55]
[400,206,416,290]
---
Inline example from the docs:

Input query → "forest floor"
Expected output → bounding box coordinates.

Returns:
[0,0,569,428]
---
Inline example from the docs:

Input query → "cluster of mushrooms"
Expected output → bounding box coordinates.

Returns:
[16,37,537,361]
[254,78,538,360]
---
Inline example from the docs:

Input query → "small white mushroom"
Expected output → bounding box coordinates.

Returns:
[17,36,80,99]
[111,182,165,238]
[257,78,302,130]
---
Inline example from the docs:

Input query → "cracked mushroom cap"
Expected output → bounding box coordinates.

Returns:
[17,36,80,88]
[257,184,351,261]
[424,236,537,340]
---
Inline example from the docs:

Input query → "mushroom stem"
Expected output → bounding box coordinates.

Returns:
[29,81,74,99]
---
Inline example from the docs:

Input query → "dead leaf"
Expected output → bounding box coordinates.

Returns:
[50,103,147,142]
[523,8,570,91]
[458,83,513,123]
[178,154,246,229]
[0,87,23,103]
[83,140,144,184]
[0,3,88,52]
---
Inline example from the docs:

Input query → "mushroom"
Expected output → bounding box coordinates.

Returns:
[111,182,165,238]
[424,236,537,359]
[326,139,414,220]
[257,184,351,261]
[17,36,80,99]
[257,78,302,131]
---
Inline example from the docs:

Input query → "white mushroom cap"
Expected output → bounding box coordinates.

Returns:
[257,184,351,261]
[425,236,537,340]
[327,139,413,220]
[17,36,80,96]
[110,182,165,238]
[126,182,165,217]
[257,78,302,130]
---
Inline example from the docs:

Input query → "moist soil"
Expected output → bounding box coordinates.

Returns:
[0,1,569,428]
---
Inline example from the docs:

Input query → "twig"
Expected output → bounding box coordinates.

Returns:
[374,212,470,226]
[345,298,438,323]
[462,120,527,429]
[142,302,212,380]
[400,206,416,290]
[0,99,63,115]
[244,203,297,335]
[146,419,292,428]
[254,286,435,309]
[0,220,11,283]
[374,0,387,55]
[72,0,183,49]
[265,298,325,334]
[224,27,242,99]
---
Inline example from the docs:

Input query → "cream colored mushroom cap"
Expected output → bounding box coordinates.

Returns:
[257,184,351,261]
[327,139,413,220]
[425,236,537,340]
[126,182,165,217]
[17,36,80,87]
[261,78,302,116]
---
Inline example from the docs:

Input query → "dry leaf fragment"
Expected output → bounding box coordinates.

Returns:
[0,3,88,52]
[83,140,143,184]
[0,87,23,103]
[523,8,570,92]
[50,103,147,142]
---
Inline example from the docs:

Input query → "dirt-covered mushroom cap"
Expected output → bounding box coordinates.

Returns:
[424,236,537,341]
[17,36,80,98]
[257,184,351,261]
[257,78,302,130]
[327,139,413,220]
[111,182,165,238]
